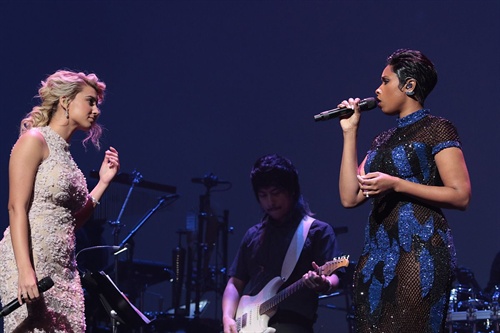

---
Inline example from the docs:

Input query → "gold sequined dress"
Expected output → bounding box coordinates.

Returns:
[0,126,87,333]
[354,109,459,333]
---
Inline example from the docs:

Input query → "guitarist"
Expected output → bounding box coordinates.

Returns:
[222,154,343,333]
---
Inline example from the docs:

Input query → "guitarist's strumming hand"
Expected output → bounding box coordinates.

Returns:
[303,261,338,294]
[222,314,238,333]
[222,276,245,333]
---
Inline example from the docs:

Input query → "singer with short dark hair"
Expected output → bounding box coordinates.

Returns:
[335,49,471,332]
[0,70,120,332]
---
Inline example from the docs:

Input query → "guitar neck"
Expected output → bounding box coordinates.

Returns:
[258,255,348,316]
[259,278,304,315]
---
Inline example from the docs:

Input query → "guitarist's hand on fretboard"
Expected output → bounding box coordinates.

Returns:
[303,261,338,294]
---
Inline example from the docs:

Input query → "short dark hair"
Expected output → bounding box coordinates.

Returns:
[250,154,311,216]
[387,49,438,106]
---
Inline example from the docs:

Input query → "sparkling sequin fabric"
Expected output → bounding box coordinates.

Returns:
[0,126,87,333]
[354,109,459,333]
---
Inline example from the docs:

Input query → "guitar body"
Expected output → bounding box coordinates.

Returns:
[233,256,349,333]
[235,276,283,333]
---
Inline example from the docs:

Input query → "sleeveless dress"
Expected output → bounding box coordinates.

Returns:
[354,109,459,333]
[0,126,87,333]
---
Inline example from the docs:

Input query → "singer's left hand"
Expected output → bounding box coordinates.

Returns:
[98,146,120,185]
[357,172,399,197]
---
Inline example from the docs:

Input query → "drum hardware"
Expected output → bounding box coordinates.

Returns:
[491,288,500,332]
[455,266,484,300]
[447,278,500,333]
[188,173,231,321]
[172,229,190,317]
[446,309,495,333]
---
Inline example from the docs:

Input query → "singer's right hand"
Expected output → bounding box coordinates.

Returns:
[339,97,361,131]
[17,268,40,304]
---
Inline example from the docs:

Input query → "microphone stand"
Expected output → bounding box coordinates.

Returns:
[116,195,178,311]
[118,195,172,249]
[109,169,143,284]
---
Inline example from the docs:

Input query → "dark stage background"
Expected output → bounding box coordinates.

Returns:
[1,1,499,332]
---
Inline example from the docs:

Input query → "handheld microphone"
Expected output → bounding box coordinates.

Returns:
[0,276,54,317]
[314,97,377,122]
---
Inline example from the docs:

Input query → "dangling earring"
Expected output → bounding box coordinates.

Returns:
[63,106,69,119]
[406,91,415,96]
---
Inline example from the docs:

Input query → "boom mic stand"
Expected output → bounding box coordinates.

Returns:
[109,169,143,283]
[115,194,180,311]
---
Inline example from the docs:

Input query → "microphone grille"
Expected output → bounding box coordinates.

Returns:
[38,276,55,292]
[359,97,377,111]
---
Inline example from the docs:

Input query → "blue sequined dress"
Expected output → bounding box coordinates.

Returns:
[354,109,459,333]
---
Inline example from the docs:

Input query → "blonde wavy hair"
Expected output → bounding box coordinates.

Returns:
[20,70,107,149]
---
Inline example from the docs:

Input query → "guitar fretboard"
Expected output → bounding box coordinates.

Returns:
[259,255,348,315]
[259,278,303,315]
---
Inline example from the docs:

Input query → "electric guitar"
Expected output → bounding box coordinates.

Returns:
[235,255,349,333]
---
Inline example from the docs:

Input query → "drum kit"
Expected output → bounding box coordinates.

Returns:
[447,267,500,333]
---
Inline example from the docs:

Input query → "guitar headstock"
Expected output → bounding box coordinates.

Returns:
[320,255,349,276]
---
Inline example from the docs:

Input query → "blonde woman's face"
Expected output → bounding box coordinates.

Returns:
[68,85,100,129]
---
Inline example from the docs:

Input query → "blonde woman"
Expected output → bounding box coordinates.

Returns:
[0,70,120,332]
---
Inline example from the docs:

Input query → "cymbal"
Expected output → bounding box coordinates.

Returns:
[90,170,177,194]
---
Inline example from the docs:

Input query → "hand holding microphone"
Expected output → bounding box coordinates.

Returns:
[314,97,377,121]
[0,276,54,317]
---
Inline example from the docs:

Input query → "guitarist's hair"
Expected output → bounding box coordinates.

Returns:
[250,153,312,217]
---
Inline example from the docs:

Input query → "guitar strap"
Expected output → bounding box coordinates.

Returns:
[280,215,314,282]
